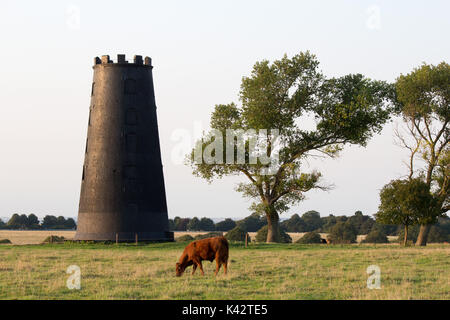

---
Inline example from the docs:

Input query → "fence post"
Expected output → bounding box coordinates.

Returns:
[116,233,118,245]
[135,233,138,245]
[245,233,248,248]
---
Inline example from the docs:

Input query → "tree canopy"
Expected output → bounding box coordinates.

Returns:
[188,51,394,242]
[394,62,449,245]
[376,178,439,245]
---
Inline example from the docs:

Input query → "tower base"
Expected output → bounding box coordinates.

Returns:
[73,231,174,242]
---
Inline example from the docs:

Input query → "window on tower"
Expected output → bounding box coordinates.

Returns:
[126,133,138,152]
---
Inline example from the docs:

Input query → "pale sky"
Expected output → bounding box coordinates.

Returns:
[0,0,449,221]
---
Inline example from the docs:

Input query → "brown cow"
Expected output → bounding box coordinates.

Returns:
[175,236,229,277]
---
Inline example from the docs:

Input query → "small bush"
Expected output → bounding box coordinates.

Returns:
[327,222,357,244]
[194,232,223,240]
[256,225,292,243]
[42,235,65,244]
[225,227,249,242]
[296,232,322,244]
[175,235,194,242]
[362,229,389,244]
[427,226,450,243]
[0,239,12,244]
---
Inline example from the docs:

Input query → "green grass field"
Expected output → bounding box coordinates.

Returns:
[0,241,449,300]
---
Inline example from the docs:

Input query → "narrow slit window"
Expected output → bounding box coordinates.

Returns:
[126,134,137,152]
[91,82,95,96]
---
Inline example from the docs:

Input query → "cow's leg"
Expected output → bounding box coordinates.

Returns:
[215,259,221,276]
[223,260,228,275]
[194,259,205,276]
[192,263,197,275]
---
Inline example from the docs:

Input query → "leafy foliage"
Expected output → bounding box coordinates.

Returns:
[188,51,394,242]
[172,217,191,231]
[236,213,267,232]
[256,225,292,243]
[194,232,223,240]
[199,218,216,231]
[1,214,75,230]
[427,225,450,243]
[362,228,389,243]
[300,211,323,232]
[41,235,65,244]
[175,235,194,242]
[225,227,249,242]
[327,222,357,244]
[377,178,440,227]
[394,62,449,245]
[280,214,306,232]
[397,225,420,244]
[296,232,322,244]
[187,217,201,231]
[215,218,236,231]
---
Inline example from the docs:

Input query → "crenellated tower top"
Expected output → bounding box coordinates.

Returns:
[93,54,152,67]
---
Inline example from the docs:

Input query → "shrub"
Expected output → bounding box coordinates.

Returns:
[362,228,389,244]
[225,227,249,242]
[194,232,223,240]
[255,225,292,243]
[427,226,449,243]
[215,218,236,231]
[0,239,12,244]
[327,221,357,244]
[42,235,65,244]
[175,235,194,242]
[296,232,322,244]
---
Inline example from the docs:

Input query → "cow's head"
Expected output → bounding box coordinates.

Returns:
[175,262,185,277]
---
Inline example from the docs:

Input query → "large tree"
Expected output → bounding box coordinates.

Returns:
[188,52,393,242]
[394,62,449,245]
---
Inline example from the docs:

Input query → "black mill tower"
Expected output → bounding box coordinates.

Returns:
[75,54,173,242]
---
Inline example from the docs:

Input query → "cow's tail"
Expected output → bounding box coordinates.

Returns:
[222,237,229,261]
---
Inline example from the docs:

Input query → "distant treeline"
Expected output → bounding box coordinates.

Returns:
[0,214,76,230]
[170,210,450,240]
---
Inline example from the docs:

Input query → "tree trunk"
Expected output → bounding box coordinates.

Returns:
[416,224,431,246]
[266,206,279,243]
[403,225,408,247]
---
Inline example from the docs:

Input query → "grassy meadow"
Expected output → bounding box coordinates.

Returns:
[0,239,449,300]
